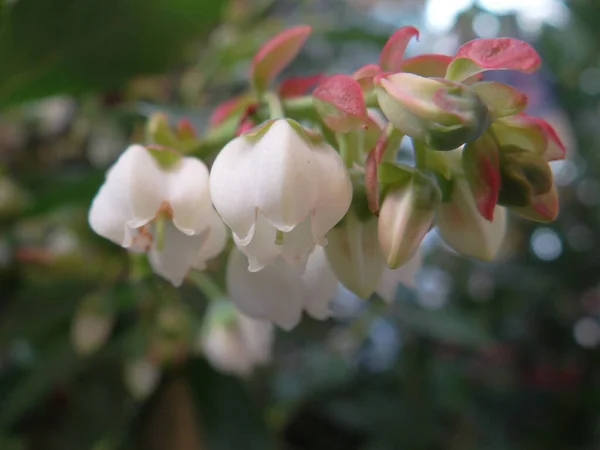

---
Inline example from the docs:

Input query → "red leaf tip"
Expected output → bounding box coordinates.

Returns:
[379,26,420,73]
[455,38,541,73]
[313,74,367,132]
[250,25,312,91]
[279,73,325,98]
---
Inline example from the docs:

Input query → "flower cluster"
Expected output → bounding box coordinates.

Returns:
[88,25,565,374]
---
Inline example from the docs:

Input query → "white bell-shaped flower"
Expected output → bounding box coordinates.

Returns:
[210,119,352,272]
[200,302,273,377]
[437,177,506,261]
[88,144,226,286]
[124,358,161,400]
[325,211,424,300]
[325,213,385,298]
[71,295,114,356]
[226,245,338,330]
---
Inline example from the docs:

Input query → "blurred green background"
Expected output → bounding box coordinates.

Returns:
[1,0,600,449]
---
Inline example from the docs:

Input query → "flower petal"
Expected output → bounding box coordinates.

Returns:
[378,173,439,269]
[511,183,559,222]
[127,145,168,228]
[201,303,272,377]
[88,184,130,246]
[437,178,507,261]
[226,247,304,330]
[299,246,337,320]
[253,120,320,230]
[166,157,212,235]
[193,210,228,270]
[226,246,336,330]
[237,313,274,365]
[148,221,207,286]
[462,133,501,221]
[236,214,316,272]
[124,358,160,400]
[209,134,259,242]
[71,299,114,356]
[202,323,253,376]
[309,142,353,240]
[325,214,385,299]
[280,217,317,270]
[234,213,280,272]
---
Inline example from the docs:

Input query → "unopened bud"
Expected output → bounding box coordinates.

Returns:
[325,212,384,298]
[375,73,490,151]
[498,145,553,207]
[71,295,113,356]
[378,172,440,269]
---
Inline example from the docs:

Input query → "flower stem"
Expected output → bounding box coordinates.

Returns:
[264,91,285,119]
[338,132,357,168]
[413,140,428,171]
[188,271,226,301]
[155,217,166,252]
[192,119,237,157]
[364,90,378,108]
[275,230,285,245]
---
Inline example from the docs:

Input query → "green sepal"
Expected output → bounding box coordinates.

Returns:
[146,145,182,169]
[497,145,553,207]
[424,95,490,151]
[377,162,415,185]
[146,113,181,149]
[287,118,325,146]
[436,173,455,203]
[242,119,276,143]
[410,171,442,210]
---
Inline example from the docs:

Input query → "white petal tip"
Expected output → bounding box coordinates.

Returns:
[316,237,328,246]
[233,223,256,247]
[247,260,265,273]
[276,319,300,331]
[173,225,197,236]
[127,218,153,229]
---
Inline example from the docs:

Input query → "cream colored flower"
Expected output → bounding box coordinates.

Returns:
[210,119,352,272]
[88,144,226,286]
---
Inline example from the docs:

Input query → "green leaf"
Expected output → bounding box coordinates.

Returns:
[0,435,24,450]
[0,0,225,107]
[394,301,495,349]
[185,358,276,450]
[18,170,105,218]
[250,25,312,93]
[0,337,80,428]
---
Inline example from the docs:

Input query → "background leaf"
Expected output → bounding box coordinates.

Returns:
[0,0,226,106]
